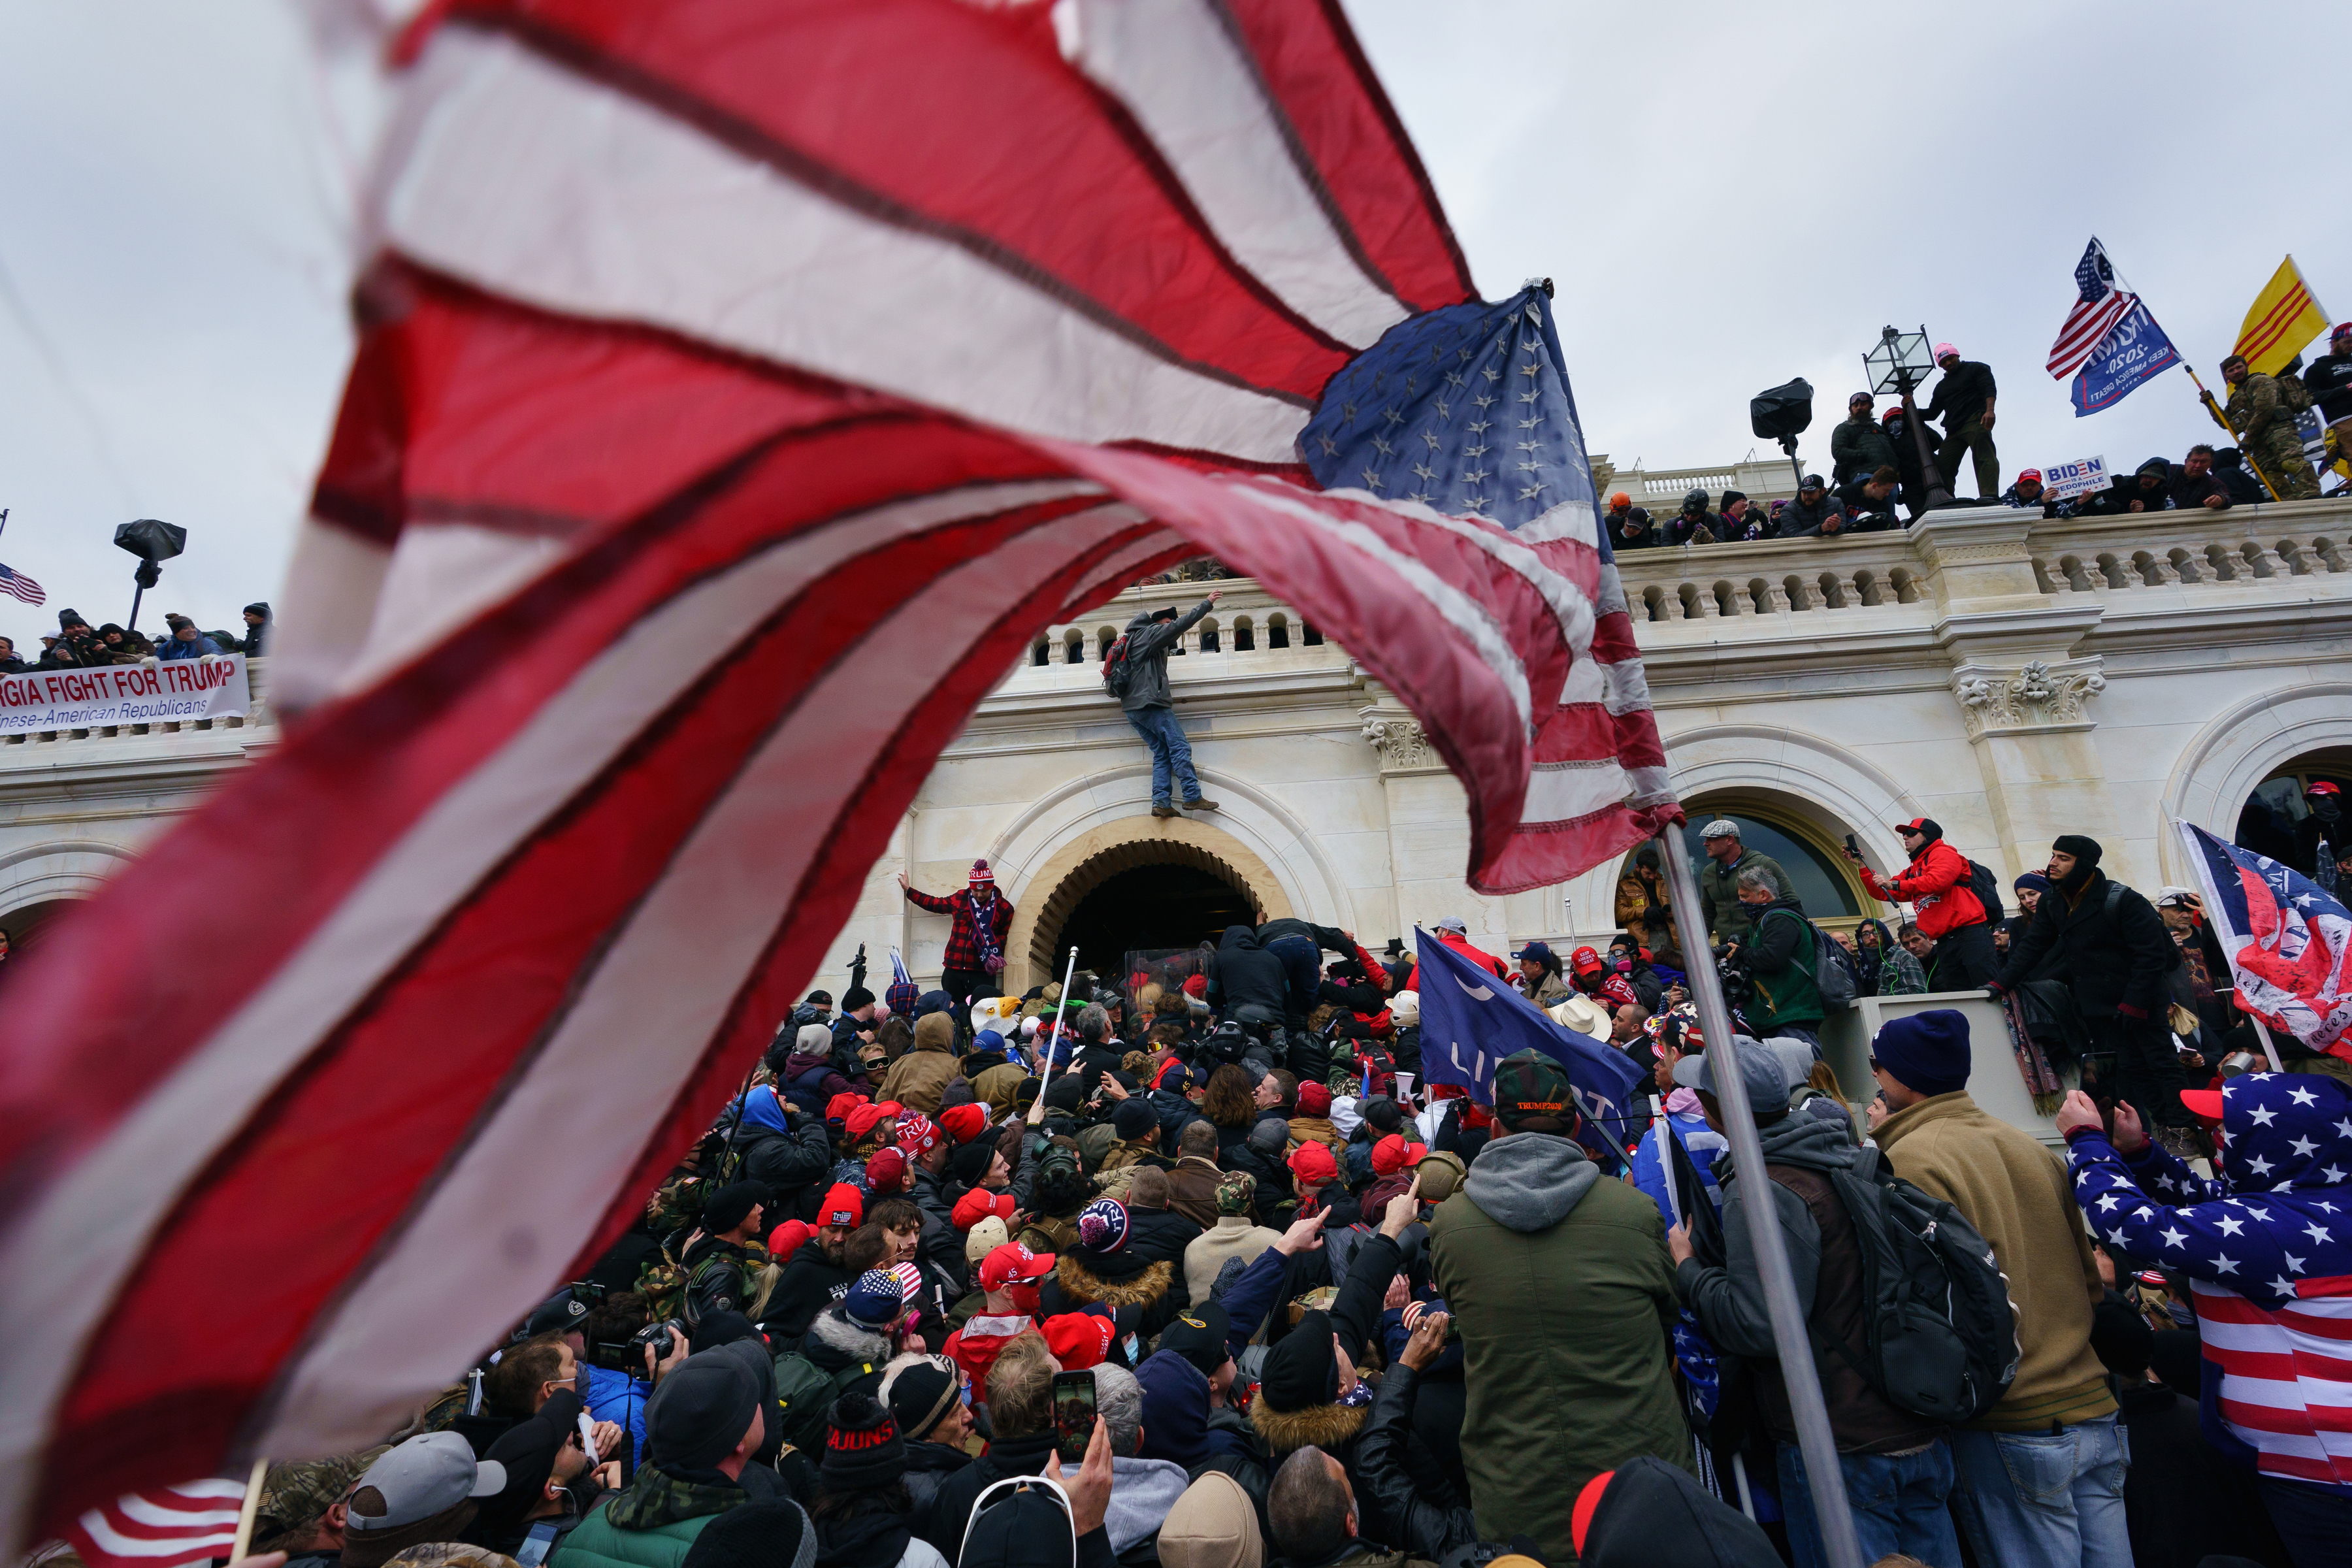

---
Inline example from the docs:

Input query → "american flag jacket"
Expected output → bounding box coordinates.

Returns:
[2066,1072,2352,1490]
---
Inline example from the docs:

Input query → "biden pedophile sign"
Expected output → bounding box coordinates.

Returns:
[0,655,250,732]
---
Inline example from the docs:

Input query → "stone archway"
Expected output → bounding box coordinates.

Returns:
[1002,817,1294,994]
[2164,681,2352,870]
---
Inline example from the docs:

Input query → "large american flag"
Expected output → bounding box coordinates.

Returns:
[0,562,44,607]
[0,1,1676,1549]
[2045,237,2137,380]
[2180,821,2352,1057]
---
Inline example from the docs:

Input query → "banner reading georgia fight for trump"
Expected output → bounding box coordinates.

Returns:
[0,655,250,732]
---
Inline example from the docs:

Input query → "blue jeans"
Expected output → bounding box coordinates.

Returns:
[1948,1414,2131,1568]
[1124,704,1200,806]
[1777,1439,1960,1568]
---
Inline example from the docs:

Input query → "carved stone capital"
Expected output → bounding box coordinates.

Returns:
[1359,708,1438,772]
[1950,656,2106,738]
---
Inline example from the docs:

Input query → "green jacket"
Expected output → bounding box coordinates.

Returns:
[1428,1134,1692,1547]
[1745,903,1824,1032]
[548,1467,744,1568]
[1697,849,1795,946]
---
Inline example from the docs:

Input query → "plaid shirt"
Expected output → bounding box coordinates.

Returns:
[905,884,1014,973]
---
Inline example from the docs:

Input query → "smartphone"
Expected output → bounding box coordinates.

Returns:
[1051,1370,1098,1464]
[1843,832,1861,860]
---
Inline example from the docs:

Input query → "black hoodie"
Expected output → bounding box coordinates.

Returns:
[1206,926,1287,1017]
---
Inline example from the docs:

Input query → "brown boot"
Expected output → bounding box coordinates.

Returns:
[1185,798,1220,812]
[1151,804,1179,819]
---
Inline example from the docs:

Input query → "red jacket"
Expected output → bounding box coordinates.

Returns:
[1859,838,1985,937]
[1401,930,1509,990]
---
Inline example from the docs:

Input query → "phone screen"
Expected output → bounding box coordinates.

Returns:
[1051,1370,1098,1464]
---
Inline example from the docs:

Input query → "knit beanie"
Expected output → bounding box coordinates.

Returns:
[821,1392,907,1490]
[701,1183,765,1236]
[948,1137,996,1188]
[939,1103,990,1145]
[885,981,921,1019]
[2014,872,2054,896]
[646,1352,761,1471]
[1112,1098,1157,1141]
[2052,834,2103,868]
[883,1361,960,1444]
[816,1183,864,1230]
[1870,1008,1972,1097]
[1246,1119,1288,1159]
[1076,1198,1131,1254]
[678,1499,816,1568]
[1258,1308,1339,1412]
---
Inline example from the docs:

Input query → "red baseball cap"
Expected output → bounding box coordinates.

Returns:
[866,1146,909,1195]
[953,1186,1019,1231]
[1570,946,1604,975]
[1295,1081,1333,1117]
[826,1092,864,1124]
[1371,1134,1428,1177]
[768,1218,813,1259]
[1893,817,1930,832]
[2308,781,2342,798]
[2179,1088,2225,1120]
[1041,1312,1115,1370]
[2017,468,2044,484]
[1288,1141,1338,1185]
[817,1183,865,1230]
[979,1241,1056,1293]
[844,1103,892,1143]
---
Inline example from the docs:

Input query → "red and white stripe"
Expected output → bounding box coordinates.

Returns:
[2046,289,2134,380]
[59,1482,248,1568]
[0,0,1674,1549]
[2193,1277,2352,1486]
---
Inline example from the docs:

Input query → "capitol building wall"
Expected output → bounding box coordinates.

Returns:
[5,489,2351,1005]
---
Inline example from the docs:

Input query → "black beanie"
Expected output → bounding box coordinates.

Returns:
[691,1310,762,1356]
[821,1392,907,1490]
[1112,1098,1156,1141]
[885,1362,960,1443]
[1045,1075,1088,1113]
[679,1500,815,1568]
[948,1137,996,1188]
[2052,834,2103,867]
[1258,1307,1340,1413]
[1361,1097,1403,1136]
[702,1182,766,1236]
[647,1351,762,1471]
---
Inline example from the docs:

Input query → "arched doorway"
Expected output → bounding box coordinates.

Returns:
[2235,747,2352,874]
[1606,791,1870,950]
[1002,818,1293,993]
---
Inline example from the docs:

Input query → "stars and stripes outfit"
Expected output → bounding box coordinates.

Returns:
[2065,1073,2352,1493]
[0,1,1680,1552]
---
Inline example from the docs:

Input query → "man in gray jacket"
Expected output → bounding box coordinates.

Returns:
[1115,592,1221,817]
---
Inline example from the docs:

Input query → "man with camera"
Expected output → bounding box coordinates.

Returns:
[1723,870,1827,1047]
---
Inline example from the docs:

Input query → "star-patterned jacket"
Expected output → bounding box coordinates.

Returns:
[2066,1071,2352,1490]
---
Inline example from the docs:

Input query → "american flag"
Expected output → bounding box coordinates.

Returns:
[57,1480,250,1568]
[2069,1073,2352,1486]
[0,1,1676,1550]
[2046,237,2138,380]
[2180,821,2352,1057]
[0,562,44,606]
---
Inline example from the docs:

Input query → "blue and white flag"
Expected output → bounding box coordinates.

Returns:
[1413,926,1645,1151]
[2071,299,2181,416]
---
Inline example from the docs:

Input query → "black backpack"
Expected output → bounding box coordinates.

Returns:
[1818,1147,2020,1424]
[1965,859,2004,925]
[1100,634,1134,699]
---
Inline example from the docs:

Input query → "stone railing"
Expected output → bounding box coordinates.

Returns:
[0,655,275,760]
[1613,496,2352,629]
[1000,582,1347,696]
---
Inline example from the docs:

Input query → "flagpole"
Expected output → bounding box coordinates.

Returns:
[1658,832,1865,1568]
[228,1456,269,1561]
[2187,365,2285,502]
[2247,1013,2288,1075]
[1026,946,1081,1125]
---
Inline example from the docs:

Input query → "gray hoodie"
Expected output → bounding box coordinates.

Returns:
[1103,1455,1192,1552]
[1460,1132,1599,1233]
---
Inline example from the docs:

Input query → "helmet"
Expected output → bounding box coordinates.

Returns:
[1681,488,1708,512]
[1608,491,1632,509]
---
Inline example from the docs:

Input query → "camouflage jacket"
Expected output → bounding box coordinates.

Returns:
[2227,372,2288,445]
[603,1464,747,1531]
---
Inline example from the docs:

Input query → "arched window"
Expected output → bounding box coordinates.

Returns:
[1677,811,1863,919]
[1233,616,1256,652]
[1267,613,1290,650]
[2236,749,2352,873]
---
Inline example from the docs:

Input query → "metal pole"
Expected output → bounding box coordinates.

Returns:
[1658,833,1865,1568]
[1026,946,1082,1124]
[1897,367,1953,511]
[2188,366,2285,503]
[2249,1012,2287,1074]
[127,580,144,634]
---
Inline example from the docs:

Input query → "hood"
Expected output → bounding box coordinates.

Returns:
[2136,455,2172,481]
[1135,1350,1215,1466]
[738,1085,790,1136]
[1218,925,1260,953]
[1126,610,1162,634]
[804,1305,891,1371]
[1461,1132,1599,1232]
[2212,1073,2352,1194]
[1748,1107,1858,1172]
[1103,1456,1192,1554]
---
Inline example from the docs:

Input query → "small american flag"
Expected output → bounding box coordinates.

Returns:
[2046,237,2136,380]
[59,1480,249,1568]
[0,562,44,606]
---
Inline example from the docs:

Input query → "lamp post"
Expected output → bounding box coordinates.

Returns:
[113,517,187,634]
[1864,326,1953,514]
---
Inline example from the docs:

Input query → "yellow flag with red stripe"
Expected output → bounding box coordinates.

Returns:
[2232,255,2330,376]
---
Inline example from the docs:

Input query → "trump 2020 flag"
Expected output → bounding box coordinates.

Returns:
[2179,821,2352,1057]
[2071,299,2181,416]
[1413,927,1644,1151]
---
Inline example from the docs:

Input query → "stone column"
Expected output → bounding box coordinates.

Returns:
[1914,506,2124,882]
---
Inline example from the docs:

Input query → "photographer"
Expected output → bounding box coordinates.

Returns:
[1723,869,1826,1047]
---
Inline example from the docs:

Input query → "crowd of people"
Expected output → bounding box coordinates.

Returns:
[149,820,2352,1568]
[0,603,270,673]
[1605,330,2352,554]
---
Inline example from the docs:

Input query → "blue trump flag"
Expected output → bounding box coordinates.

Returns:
[2072,299,2180,416]
[1413,926,1645,1157]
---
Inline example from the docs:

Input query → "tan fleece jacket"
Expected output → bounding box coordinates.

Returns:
[1874,1091,2115,1431]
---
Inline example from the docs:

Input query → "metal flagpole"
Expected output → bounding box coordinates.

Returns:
[1026,947,1082,1124]
[2247,1011,2288,1074]
[1658,833,1865,1568]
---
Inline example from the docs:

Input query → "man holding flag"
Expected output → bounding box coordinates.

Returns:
[2222,353,2321,500]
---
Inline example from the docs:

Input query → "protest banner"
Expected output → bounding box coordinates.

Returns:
[0,655,250,732]
[2040,455,2110,500]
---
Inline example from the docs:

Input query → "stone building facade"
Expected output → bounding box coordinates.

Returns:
[4,497,2350,1011]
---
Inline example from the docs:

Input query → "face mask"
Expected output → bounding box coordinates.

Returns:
[1006,1281,1042,1315]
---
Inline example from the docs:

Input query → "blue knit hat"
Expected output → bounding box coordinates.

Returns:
[1870,1009,1972,1097]
[1076,1197,1130,1254]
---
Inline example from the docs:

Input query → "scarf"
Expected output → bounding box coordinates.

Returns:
[969,887,1004,975]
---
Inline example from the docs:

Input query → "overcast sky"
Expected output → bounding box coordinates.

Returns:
[0,1,2344,642]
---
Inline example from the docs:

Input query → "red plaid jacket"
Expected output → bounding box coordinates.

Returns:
[905,884,1015,973]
